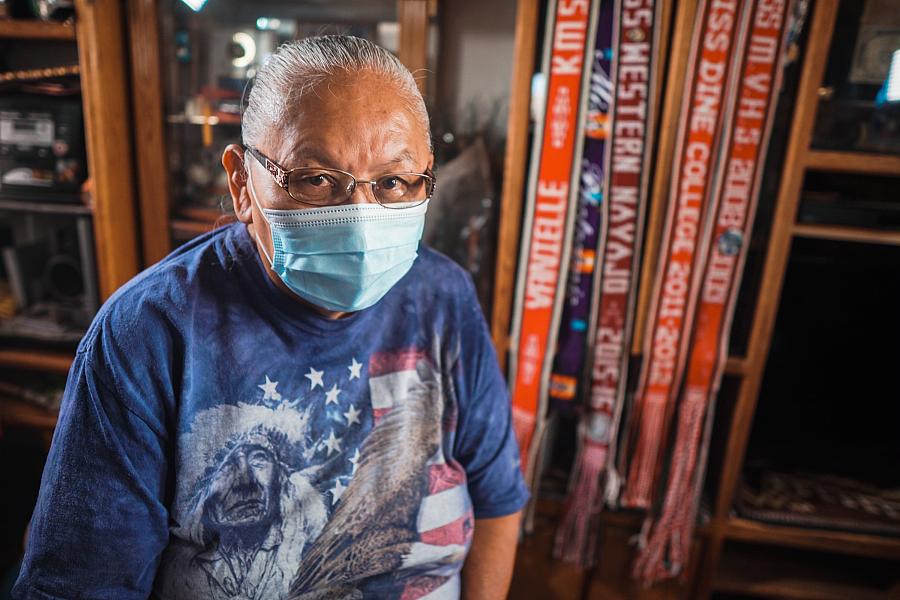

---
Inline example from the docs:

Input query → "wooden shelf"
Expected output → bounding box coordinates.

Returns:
[805,150,900,177]
[0,198,91,216]
[793,223,900,247]
[0,397,58,429]
[725,517,900,561]
[0,349,73,374]
[714,542,894,600]
[0,19,76,41]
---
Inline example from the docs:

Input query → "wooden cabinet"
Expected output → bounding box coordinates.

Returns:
[0,1,141,430]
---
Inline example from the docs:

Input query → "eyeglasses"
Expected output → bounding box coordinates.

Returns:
[245,146,435,209]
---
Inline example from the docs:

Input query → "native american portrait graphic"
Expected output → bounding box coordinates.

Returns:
[156,346,474,600]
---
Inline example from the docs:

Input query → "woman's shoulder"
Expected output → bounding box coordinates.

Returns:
[411,245,478,302]
[80,223,245,354]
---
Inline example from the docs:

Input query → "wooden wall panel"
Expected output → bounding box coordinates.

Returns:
[398,0,429,93]
[74,0,141,298]
[490,0,540,370]
[128,0,173,266]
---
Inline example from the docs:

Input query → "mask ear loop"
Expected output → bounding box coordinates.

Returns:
[245,159,277,268]
[240,75,277,269]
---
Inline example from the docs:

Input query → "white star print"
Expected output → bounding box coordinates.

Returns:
[349,448,361,474]
[329,478,346,505]
[258,375,281,401]
[343,404,361,426]
[323,430,342,456]
[324,384,342,405]
[348,358,363,380]
[305,366,324,390]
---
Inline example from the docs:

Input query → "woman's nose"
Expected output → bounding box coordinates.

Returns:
[347,181,379,205]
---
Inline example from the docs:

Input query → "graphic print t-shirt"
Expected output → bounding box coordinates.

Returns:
[13,223,529,600]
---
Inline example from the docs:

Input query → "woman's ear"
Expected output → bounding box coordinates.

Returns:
[222,144,253,223]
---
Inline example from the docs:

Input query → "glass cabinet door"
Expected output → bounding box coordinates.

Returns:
[811,0,900,155]
[156,0,404,243]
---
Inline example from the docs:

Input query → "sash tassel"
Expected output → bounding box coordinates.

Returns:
[553,440,607,566]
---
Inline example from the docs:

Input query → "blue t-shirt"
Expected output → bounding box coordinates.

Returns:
[13,223,528,600]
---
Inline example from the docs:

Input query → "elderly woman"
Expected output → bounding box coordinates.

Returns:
[14,36,527,600]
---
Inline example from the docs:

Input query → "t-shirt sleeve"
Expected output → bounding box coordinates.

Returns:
[13,343,170,600]
[452,279,530,520]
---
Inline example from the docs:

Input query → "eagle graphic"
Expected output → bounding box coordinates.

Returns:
[288,348,462,599]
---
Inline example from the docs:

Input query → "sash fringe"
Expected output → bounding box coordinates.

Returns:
[553,441,607,566]
[622,399,665,508]
[632,394,705,582]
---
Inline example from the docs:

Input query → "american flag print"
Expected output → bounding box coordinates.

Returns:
[157,346,474,600]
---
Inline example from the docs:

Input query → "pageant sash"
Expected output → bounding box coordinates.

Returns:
[547,0,615,412]
[633,0,792,581]
[622,0,746,510]
[509,0,598,488]
[553,0,663,566]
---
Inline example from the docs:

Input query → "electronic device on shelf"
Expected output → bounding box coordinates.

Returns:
[0,94,86,202]
[0,215,96,343]
[30,0,74,22]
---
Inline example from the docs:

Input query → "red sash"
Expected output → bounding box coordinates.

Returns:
[509,0,598,488]
[554,0,663,567]
[622,0,746,510]
[633,0,792,581]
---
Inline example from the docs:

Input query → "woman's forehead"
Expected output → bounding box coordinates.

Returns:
[263,93,430,169]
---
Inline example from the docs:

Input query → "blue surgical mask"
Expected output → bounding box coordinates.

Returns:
[255,200,428,312]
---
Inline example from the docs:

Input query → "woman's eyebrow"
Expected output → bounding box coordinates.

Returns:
[283,141,337,165]
[286,143,418,169]
[380,150,417,167]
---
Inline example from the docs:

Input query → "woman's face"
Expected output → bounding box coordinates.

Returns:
[223,70,433,318]
[247,71,432,212]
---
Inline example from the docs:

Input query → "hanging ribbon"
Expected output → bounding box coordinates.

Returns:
[622,0,747,510]
[633,0,793,582]
[553,0,663,567]
[509,0,599,490]
[547,0,615,412]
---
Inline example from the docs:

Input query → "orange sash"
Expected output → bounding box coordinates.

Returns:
[634,0,793,581]
[623,0,747,509]
[509,0,598,489]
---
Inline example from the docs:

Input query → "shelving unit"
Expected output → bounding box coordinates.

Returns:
[0,350,72,375]
[792,223,900,247]
[0,19,75,41]
[692,0,900,596]
[0,199,91,216]
[714,542,895,600]
[0,397,58,430]
[805,150,900,176]
[0,4,141,428]
[724,518,900,562]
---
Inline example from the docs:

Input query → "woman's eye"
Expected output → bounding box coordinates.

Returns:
[382,177,400,190]
[304,175,329,187]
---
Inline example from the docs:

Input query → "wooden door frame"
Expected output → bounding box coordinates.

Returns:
[127,0,172,266]
[75,0,142,298]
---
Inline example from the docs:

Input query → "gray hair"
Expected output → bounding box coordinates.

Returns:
[242,35,430,149]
